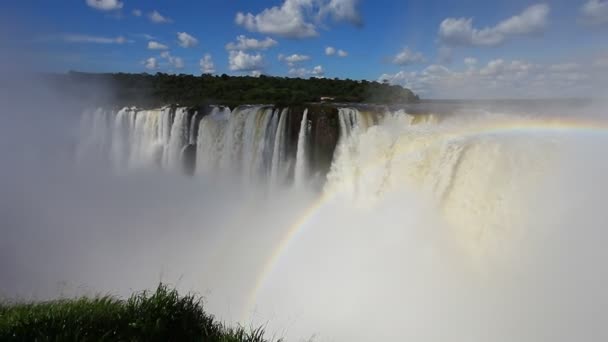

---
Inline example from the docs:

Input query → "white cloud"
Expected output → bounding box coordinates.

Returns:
[439,4,549,47]
[200,54,216,74]
[132,9,142,17]
[235,0,361,39]
[159,51,185,69]
[337,49,348,57]
[177,32,198,48]
[225,35,278,51]
[289,67,309,77]
[325,46,336,55]
[289,65,325,77]
[149,10,172,24]
[171,57,184,69]
[144,57,158,70]
[392,48,425,66]
[318,0,362,26]
[235,0,318,39]
[85,0,123,11]
[58,34,131,44]
[312,65,325,76]
[134,33,155,40]
[279,53,311,66]
[580,0,608,26]
[250,70,263,77]
[378,57,607,99]
[229,50,265,72]
[147,41,168,50]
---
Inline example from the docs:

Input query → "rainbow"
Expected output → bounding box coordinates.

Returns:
[242,114,608,320]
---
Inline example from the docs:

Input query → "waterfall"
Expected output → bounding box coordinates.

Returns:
[78,105,396,187]
[196,107,229,176]
[166,108,189,169]
[294,109,309,188]
[270,108,289,186]
[325,110,557,256]
[128,109,162,169]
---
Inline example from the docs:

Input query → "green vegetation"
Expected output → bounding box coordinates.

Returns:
[47,71,419,108]
[0,284,273,342]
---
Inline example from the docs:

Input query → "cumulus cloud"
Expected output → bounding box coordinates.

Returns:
[55,34,131,44]
[392,47,425,66]
[327,46,348,57]
[229,50,265,72]
[132,9,142,17]
[235,0,361,39]
[312,65,325,76]
[159,51,185,70]
[200,54,216,74]
[147,41,168,50]
[289,65,325,77]
[177,32,198,48]
[170,57,184,69]
[149,10,172,24]
[225,35,278,51]
[85,0,123,11]
[235,1,318,39]
[318,0,362,26]
[279,53,311,67]
[439,4,549,47]
[379,57,605,99]
[144,57,158,70]
[580,0,608,26]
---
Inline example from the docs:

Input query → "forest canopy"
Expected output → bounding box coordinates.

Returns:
[47,71,419,108]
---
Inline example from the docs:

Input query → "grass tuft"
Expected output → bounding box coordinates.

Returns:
[0,284,275,342]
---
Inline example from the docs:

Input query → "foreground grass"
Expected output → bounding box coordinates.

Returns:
[0,284,273,342]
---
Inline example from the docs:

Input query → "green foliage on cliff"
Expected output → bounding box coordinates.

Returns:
[49,71,419,107]
[0,284,273,342]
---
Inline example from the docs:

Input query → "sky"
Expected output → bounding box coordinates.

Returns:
[3,0,608,98]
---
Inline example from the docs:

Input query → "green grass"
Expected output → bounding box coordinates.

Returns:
[0,284,275,342]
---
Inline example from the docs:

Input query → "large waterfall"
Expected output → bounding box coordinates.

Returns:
[7,100,607,342]
[77,105,316,186]
[77,104,560,255]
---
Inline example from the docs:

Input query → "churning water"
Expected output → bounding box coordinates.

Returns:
[4,103,608,341]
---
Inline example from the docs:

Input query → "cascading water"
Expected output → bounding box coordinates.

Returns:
[294,109,309,188]
[166,108,188,169]
[18,101,608,342]
[325,110,557,258]
[78,105,302,185]
[75,104,567,257]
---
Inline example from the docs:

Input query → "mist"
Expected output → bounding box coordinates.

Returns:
[1,40,608,342]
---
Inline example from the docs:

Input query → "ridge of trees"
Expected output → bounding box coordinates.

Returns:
[47,71,419,108]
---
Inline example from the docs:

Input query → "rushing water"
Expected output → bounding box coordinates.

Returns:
[10,103,608,341]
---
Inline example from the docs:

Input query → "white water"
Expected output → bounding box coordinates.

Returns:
[294,109,309,188]
[12,104,608,341]
[245,108,608,341]
[166,107,188,169]
[78,105,298,185]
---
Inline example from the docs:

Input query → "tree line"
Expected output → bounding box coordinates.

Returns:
[46,71,420,108]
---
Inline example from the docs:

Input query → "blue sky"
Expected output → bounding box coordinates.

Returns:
[4,0,608,98]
